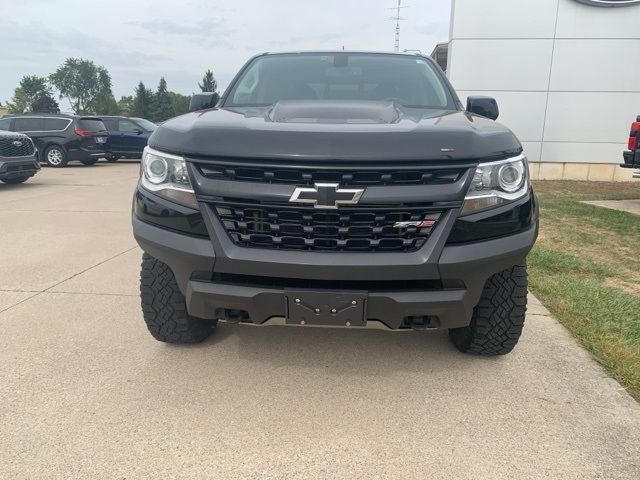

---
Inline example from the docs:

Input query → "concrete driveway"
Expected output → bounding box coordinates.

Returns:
[1,162,639,479]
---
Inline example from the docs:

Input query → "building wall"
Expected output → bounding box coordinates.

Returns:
[447,0,640,180]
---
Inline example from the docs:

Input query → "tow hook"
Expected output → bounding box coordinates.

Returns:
[407,316,438,331]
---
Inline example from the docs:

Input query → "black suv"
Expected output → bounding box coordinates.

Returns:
[133,52,538,355]
[0,114,108,167]
[100,116,155,162]
[0,130,40,184]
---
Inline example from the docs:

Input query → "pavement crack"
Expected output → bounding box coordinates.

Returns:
[0,289,41,293]
[0,246,138,315]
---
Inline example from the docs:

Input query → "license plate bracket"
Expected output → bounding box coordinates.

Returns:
[285,290,367,327]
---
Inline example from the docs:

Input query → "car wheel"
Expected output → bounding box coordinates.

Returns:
[81,159,98,166]
[140,253,216,344]
[1,176,30,184]
[106,154,120,163]
[44,145,68,168]
[449,263,527,356]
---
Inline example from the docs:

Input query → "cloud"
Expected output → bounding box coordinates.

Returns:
[414,21,449,38]
[0,20,170,104]
[130,17,232,40]
[271,32,344,48]
[2,0,453,103]
[0,21,163,67]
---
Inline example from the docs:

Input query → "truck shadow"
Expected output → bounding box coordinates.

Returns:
[196,322,501,378]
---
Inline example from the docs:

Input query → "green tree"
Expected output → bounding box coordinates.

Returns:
[6,75,52,113]
[168,92,191,116]
[132,81,153,118]
[6,87,28,113]
[49,58,106,114]
[198,69,218,93]
[88,67,119,114]
[117,95,135,116]
[149,77,175,122]
[31,93,60,113]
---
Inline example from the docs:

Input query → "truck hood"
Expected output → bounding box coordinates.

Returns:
[149,100,522,162]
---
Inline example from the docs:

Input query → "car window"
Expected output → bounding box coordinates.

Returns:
[232,67,259,104]
[227,53,454,109]
[12,117,45,132]
[102,119,118,131]
[0,118,10,131]
[131,118,156,132]
[77,118,107,132]
[119,119,141,132]
[43,118,70,131]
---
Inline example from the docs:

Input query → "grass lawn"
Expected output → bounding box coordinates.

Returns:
[529,180,640,401]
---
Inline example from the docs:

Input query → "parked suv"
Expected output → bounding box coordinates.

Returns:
[100,116,155,162]
[0,130,40,184]
[133,52,538,355]
[621,115,640,178]
[0,114,108,167]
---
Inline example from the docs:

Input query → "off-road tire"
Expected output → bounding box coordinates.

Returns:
[81,159,98,166]
[1,176,30,184]
[44,145,68,168]
[140,253,216,344]
[449,263,527,356]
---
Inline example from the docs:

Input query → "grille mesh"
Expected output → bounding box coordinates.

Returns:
[6,164,36,173]
[199,164,463,187]
[0,136,35,157]
[214,203,441,252]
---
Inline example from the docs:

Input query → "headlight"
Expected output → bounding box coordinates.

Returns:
[461,154,529,216]
[140,147,198,209]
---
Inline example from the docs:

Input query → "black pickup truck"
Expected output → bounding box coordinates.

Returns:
[621,115,640,177]
[132,51,538,355]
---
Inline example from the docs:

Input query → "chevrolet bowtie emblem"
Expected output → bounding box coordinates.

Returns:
[289,183,365,209]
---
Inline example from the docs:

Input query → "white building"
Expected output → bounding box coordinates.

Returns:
[446,0,640,180]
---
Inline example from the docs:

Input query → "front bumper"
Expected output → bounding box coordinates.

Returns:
[133,211,538,329]
[0,156,40,180]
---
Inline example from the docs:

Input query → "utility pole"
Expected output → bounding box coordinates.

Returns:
[389,0,407,53]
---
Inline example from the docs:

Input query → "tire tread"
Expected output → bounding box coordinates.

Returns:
[449,263,528,356]
[140,253,214,344]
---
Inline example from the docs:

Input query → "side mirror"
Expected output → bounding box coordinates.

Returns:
[134,129,144,135]
[466,96,499,120]
[189,92,220,112]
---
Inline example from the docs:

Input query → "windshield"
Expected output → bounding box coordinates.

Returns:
[225,53,455,109]
[132,118,157,132]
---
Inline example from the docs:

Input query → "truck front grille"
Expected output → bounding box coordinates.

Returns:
[199,163,464,187]
[213,202,442,252]
[0,136,35,157]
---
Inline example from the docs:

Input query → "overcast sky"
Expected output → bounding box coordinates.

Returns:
[2,0,451,110]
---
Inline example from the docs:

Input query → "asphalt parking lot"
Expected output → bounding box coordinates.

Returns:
[1,162,640,479]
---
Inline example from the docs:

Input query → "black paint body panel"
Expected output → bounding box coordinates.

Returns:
[150,107,521,162]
